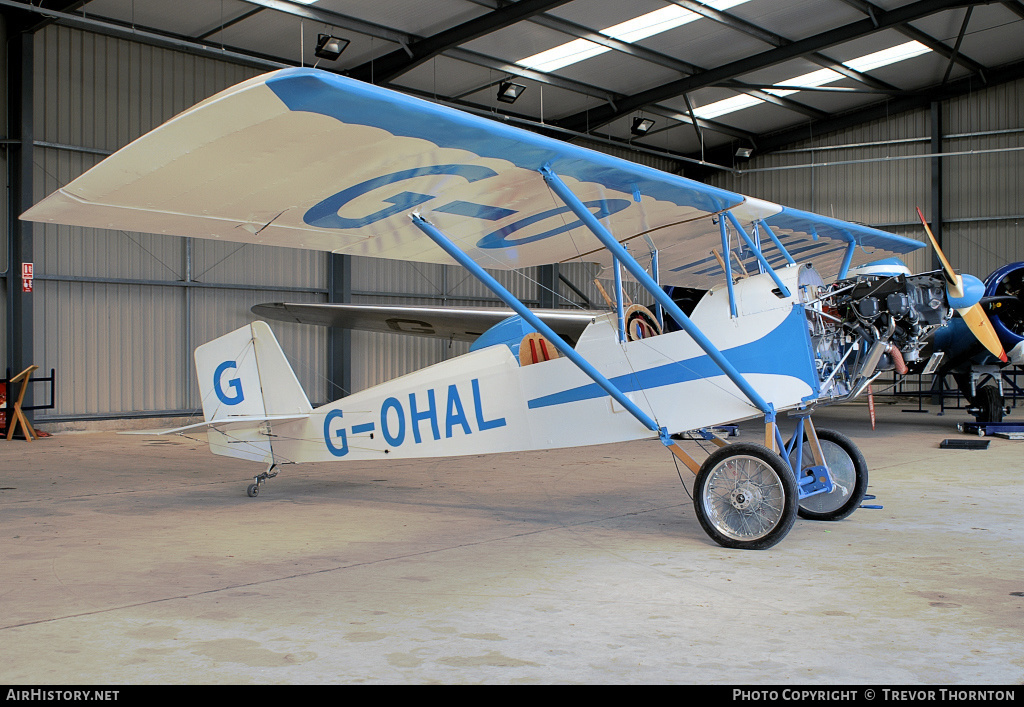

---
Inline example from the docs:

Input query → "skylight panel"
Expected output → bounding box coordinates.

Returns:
[846,41,931,72]
[602,5,698,44]
[692,41,930,120]
[518,38,608,73]
[771,68,845,92]
[517,0,751,72]
[693,94,762,120]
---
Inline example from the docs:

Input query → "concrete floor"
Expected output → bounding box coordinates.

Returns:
[1,400,1022,685]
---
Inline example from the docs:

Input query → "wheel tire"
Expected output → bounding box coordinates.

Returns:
[693,443,798,550]
[791,428,868,521]
[247,483,260,498]
[977,385,1004,423]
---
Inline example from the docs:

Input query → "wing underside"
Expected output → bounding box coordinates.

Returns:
[22,68,923,289]
[252,302,598,343]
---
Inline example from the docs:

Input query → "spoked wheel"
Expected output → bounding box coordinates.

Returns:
[693,443,798,550]
[789,428,868,521]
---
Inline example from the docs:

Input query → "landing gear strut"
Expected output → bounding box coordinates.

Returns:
[247,463,279,497]
[788,428,869,521]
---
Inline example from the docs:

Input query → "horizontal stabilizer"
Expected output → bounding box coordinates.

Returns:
[121,413,311,436]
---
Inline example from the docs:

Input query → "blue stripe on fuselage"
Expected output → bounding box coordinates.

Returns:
[526,305,818,410]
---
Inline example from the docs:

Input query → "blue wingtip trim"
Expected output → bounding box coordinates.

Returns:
[765,207,925,255]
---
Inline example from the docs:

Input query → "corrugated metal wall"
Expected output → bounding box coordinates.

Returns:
[12,23,1023,422]
[1,13,8,371]
[943,80,1024,279]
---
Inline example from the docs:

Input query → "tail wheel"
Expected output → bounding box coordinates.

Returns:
[693,443,798,550]
[790,428,868,521]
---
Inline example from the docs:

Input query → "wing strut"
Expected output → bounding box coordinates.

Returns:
[613,258,626,342]
[650,248,664,330]
[718,217,738,317]
[756,220,797,267]
[539,165,776,423]
[409,213,669,443]
[724,212,791,298]
[838,240,857,280]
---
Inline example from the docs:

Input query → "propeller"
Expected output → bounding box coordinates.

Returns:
[916,207,1008,363]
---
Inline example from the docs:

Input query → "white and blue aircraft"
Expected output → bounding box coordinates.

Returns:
[23,68,1004,549]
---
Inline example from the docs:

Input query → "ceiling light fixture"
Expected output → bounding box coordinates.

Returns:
[497,81,526,104]
[735,147,753,158]
[631,117,655,136]
[314,34,349,61]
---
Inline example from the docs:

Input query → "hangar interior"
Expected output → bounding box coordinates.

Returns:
[2,0,1024,685]
[4,0,1024,425]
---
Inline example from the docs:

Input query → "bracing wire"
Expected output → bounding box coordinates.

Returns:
[669,450,695,502]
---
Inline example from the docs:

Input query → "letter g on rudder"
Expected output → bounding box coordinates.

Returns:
[213,360,244,405]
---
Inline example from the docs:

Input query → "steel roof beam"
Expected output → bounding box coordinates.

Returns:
[687,56,1024,173]
[465,0,705,75]
[556,0,983,134]
[507,10,831,122]
[0,0,291,70]
[443,46,621,105]
[641,105,760,141]
[460,1,826,127]
[835,0,989,77]
[196,6,265,41]
[1002,0,1024,19]
[725,84,831,120]
[345,0,575,84]
[238,0,413,45]
[666,0,899,93]
[1,0,85,33]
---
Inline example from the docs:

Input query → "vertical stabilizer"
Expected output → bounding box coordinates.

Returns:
[193,321,312,462]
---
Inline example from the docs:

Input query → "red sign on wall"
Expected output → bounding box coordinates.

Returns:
[21,262,33,293]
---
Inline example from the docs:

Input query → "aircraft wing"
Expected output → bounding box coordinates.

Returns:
[252,302,598,343]
[22,67,924,289]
